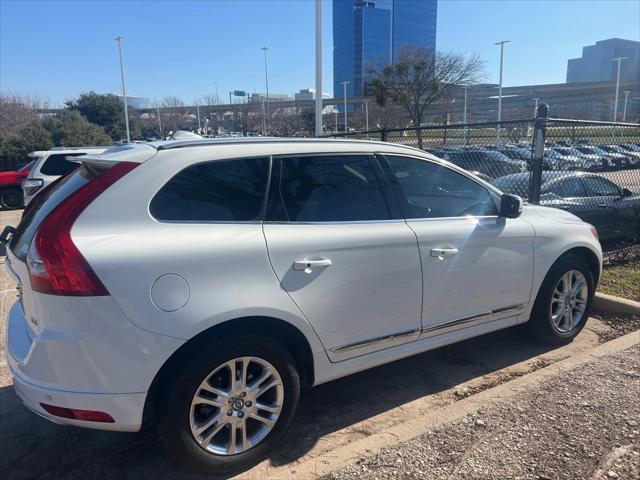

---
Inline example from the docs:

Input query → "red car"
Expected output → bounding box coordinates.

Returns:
[0,161,33,209]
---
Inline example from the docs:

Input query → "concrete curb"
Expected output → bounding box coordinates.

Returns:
[594,292,640,315]
[250,331,640,480]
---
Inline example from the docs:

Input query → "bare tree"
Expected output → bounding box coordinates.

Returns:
[0,92,51,134]
[369,46,484,148]
[198,94,220,106]
[162,96,186,108]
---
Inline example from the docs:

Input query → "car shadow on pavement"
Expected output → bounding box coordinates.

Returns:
[0,326,561,480]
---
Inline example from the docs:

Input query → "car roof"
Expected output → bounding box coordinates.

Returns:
[82,137,439,165]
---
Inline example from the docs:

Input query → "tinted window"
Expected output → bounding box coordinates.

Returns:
[151,157,270,221]
[548,178,587,197]
[583,177,620,196]
[383,155,498,218]
[271,155,390,222]
[40,153,85,176]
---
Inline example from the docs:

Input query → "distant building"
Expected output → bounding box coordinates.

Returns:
[250,92,291,103]
[333,0,438,99]
[294,88,331,101]
[567,38,640,83]
[116,94,150,109]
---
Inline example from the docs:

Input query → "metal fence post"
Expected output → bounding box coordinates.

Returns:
[380,129,388,142]
[529,103,548,204]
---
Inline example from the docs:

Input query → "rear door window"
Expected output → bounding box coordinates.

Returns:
[40,153,86,176]
[548,178,587,197]
[150,157,270,222]
[268,155,390,222]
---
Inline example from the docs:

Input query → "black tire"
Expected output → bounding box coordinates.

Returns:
[157,334,301,475]
[527,254,595,345]
[0,187,23,209]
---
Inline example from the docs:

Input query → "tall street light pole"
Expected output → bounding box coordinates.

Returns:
[612,56,627,122]
[494,40,509,145]
[261,47,270,134]
[314,0,323,137]
[341,81,350,133]
[114,36,131,143]
[622,90,631,123]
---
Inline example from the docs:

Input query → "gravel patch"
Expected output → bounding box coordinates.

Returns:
[323,344,640,480]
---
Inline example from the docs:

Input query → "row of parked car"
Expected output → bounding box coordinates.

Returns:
[425,142,640,181]
[1,140,638,242]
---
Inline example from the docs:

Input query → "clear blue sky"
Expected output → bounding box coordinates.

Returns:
[1,0,638,106]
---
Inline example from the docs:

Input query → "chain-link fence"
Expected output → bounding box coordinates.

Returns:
[327,109,640,247]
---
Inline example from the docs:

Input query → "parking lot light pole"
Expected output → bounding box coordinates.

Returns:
[622,90,630,122]
[612,56,627,122]
[533,97,540,117]
[494,40,509,145]
[261,47,270,134]
[315,0,323,137]
[114,36,131,143]
[156,105,162,138]
[341,81,350,132]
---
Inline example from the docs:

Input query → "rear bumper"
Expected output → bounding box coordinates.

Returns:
[6,301,147,431]
[10,365,146,432]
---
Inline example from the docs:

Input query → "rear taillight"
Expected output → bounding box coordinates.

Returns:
[23,178,43,196]
[27,162,138,296]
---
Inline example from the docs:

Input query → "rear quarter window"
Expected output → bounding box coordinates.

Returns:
[40,153,86,176]
[150,157,270,222]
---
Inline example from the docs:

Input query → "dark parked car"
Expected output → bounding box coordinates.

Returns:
[493,172,639,241]
[438,149,527,179]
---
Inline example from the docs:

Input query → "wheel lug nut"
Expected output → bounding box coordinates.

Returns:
[238,411,244,418]
[240,392,246,398]
[245,401,252,407]
[227,410,233,416]
[228,398,233,404]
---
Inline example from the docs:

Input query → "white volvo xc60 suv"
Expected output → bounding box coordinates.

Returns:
[4,138,601,474]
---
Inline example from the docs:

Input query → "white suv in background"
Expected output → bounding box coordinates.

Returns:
[4,138,601,475]
[22,146,107,205]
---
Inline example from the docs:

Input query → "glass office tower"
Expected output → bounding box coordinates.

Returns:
[333,0,438,99]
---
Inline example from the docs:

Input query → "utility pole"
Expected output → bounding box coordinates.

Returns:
[622,90,631,122]
[494,40,510,145]
[365,99,369,131]
[156,105,162,138]
[114,36,131,143]
[612,57,627,122]
[261,47,269,134]
[196,104,201,133]
[463,86,468,124]
[341,81,350,132]
[314,0,323,136]
[532,97,540,117]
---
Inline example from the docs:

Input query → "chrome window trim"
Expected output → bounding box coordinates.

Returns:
[330,329,421,354]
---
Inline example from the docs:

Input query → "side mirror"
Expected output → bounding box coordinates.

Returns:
[500,194,523,218]
[621,188,632,197]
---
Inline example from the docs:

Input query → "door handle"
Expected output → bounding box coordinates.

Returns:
[293,258,332,272]
[431,248,459,258]
[597,203,608,208]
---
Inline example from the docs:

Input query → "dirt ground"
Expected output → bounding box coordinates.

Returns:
[324,344,640,480]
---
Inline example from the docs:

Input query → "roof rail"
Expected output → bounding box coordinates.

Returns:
[49,146,109,151]
[154,136,407,151]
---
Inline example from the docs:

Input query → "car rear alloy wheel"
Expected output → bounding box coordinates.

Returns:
[189,356,284,456]
[550,269,588,333]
